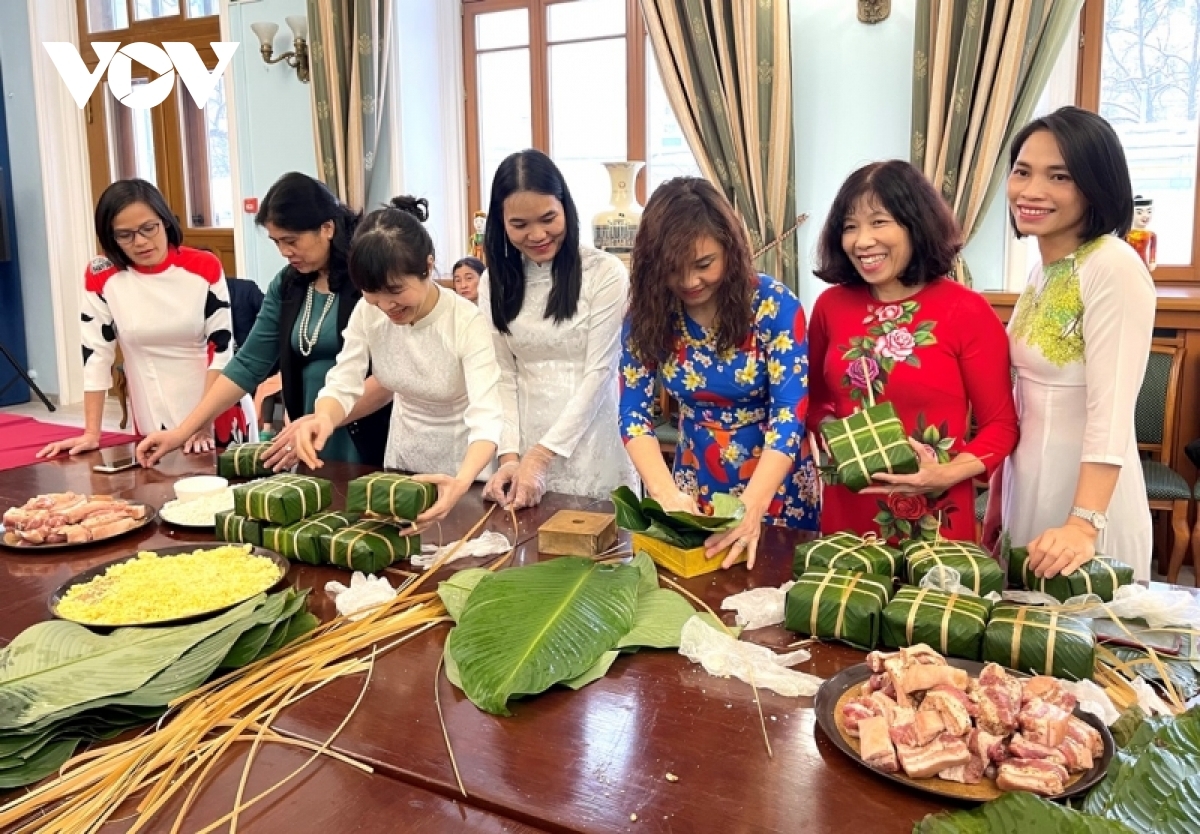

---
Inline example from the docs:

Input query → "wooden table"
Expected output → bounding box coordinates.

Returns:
[0,448,951,834]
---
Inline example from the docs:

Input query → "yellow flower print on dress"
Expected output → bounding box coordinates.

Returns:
[756,296,779,321]
[1010,238,1099,367]
[767,358,785,385]
[734,357,759,386]
[626,424,650,438]
[771,332,795,352]
[774,406,794,424]
[621,364,646,387]
[683,367,705,391]
[764,428,780,447]
[661,360,678,381]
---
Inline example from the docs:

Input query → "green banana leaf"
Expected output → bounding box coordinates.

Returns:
[630,552,658,596]
[881,586,992,661]
[915,791,1135,834]
[615,589,697,650]
[611,486,650,532]
[1108,647,1200,702]
[1111,706,1148,748]
[562,651,620,690]
[0,737,83,790]
[437,568,493,622]
[445,558,640,715]
[218,590,308,669]
[609,487,743,547]
[0,596,265,729]
[346,473,437,521]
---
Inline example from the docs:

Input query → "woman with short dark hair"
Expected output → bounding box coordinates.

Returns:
[478,149,637,508]
[138,171,391,468]
[38,178,238,458]
[619,177,818,569]
[451,256,484,303]
[992,106,1154,581]
[809,160,1018,543]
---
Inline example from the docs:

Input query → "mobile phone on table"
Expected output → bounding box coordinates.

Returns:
[93,455,140,474]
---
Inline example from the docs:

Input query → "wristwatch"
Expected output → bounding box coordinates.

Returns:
[1069,506,1108,531]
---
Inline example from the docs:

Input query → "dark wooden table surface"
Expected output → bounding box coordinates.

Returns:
[0,445,952,834]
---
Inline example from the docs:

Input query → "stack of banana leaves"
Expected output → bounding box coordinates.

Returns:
[438,552,717,715]
[0,589,314,788]
[914,705,1200,834]
[610,485,743,548]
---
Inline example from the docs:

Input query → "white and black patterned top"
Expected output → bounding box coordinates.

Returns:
[81,246,233,433]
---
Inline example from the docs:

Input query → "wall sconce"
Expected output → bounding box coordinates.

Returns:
[249,16,310,83]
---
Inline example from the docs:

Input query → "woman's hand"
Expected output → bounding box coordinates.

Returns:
[1025,521,1097,579]
[136,429,186,467]
[413,474,472,523]
[509,446,553,510]
[704,496,766,570]
[862,439,955,495]
[291,414,336,469]
[37,432,101,459]
[261,417,313,471]
[482,461,519,506]
[183,427,215,454]
[650,487,701,515]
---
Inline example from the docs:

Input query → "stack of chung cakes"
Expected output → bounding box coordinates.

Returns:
[983,603,1096,681]
[263,511,360,564]
[818,403,918,493]
[218,474,333,550]
[881,586,994,661]
[794,531,902,578]
[322,519,421,573]
[903,539,1005,597]
[1007,548,1134,602]
[217,442,276,479]
[347,473,437,521]
[784,568,893,651]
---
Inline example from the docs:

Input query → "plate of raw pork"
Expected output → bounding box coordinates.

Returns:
[814,645,1113,802]
[1,493,155,549]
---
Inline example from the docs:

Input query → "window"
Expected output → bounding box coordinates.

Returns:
[1080,0,1200,282]
[75,0,235,273]
[463,0,701,246]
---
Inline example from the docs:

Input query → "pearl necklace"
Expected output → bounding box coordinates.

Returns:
[298,282,335,357]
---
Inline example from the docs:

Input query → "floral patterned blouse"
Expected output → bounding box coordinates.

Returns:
[619,275,819,530]
[808,278,1018,542]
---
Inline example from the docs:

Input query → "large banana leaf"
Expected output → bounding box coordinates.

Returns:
[438,568,493,622]
[0,596,265,729]
[915,791,1134,834]
[446,558,640,715]
[609,488,743,546]
[611,486,649,532]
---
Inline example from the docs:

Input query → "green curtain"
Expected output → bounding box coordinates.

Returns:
[306,0,392,209]
[641,1,799,290]
[911,0,1083,284]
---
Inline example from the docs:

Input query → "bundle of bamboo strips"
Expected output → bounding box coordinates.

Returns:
[0,506,510,834]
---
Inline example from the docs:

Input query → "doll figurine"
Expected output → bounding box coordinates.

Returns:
[1126,194,1157,271]
[470,211,486,261]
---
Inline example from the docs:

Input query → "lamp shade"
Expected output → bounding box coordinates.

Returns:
[249,21,279,47]
[285,15,309,39]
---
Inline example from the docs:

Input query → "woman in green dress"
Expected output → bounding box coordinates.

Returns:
[137,172,391,468]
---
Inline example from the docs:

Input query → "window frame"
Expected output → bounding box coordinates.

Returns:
[462,0,649,217]
[1078,0,1200,284]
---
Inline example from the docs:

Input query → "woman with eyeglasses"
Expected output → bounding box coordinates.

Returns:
[138,171,390,469]
[38,178,240,458]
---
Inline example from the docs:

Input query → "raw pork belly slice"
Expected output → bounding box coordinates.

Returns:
[895,733,972,779]
[1021,676,1078,713]
[1007,733,1068,767]
[858,715,898,773]
[995,758,1069,796]
[1018,698,1072,748]
[971,663,1022,736]
[1065,716,1104,759]
[921,686,975,736]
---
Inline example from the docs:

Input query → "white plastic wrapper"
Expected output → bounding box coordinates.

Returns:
[678,615,822,697]
[413,531,511,570]
[1130,676,1177,717]
[1059,679,1122,726]
[721,581,795,631]
[919,565,1002,603]
[325,572,399,620]
[1001,589,1065,607]
[1065,584,1200,630]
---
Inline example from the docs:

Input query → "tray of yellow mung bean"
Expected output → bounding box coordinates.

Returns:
[49,544,290,627]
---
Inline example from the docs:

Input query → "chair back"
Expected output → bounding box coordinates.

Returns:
[1136,341,1185,464]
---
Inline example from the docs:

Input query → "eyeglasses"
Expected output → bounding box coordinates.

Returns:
[113,220,163,245]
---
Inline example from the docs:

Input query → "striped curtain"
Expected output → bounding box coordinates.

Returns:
[641,1,799,290]
[306,0,392,209]
[911,0,1083,284]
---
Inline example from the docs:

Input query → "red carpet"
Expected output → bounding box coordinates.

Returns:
[0,414,140,472]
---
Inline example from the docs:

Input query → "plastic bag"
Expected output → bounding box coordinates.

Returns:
[325,572,399,620]
[678,615,822,697]
[1059,679,1122,726]
[412,531,511,570]
[920,565,1002,603]
[721,581,795,631]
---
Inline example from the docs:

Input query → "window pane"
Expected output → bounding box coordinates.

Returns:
[186,0,218,18]
[645,40,702,198]
[180,77,232,228]
[478,49,532,209]
[133,0,180,22]
[1100,1,1198,265]
[549,39,627,247]
[106,81,158,184]
[547,0,625,42]
[87,0,128,33]
[477,9,529,51]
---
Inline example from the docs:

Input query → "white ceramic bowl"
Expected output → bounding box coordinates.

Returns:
[173,475,230,504]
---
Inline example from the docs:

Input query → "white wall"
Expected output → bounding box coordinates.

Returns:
[0,0,58,396]
[227,0,318,287]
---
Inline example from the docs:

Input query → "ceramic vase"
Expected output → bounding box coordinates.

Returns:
[592,161,644,267]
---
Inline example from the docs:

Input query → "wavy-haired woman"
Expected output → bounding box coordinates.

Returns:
[138,172,390,468]
[618,177,817,570]
[290,196,504,522]
[809,160,1018,544]
[478,149,637,508]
